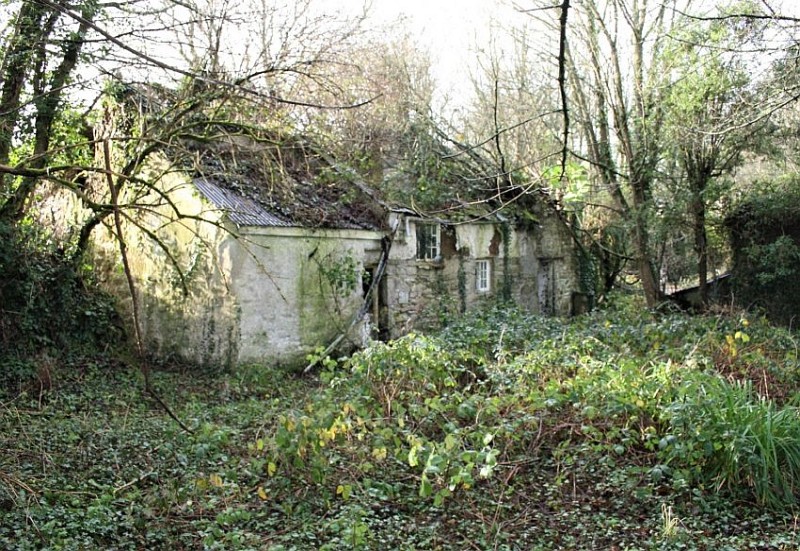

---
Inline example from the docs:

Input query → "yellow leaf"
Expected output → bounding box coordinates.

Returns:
[257,487,268,501]
[408,445,419,467]
[256,438,264,451]
[336,484,351,500]
[319,426,337,443]
[208,474,223,488]
[267,462,277,477]
[372,447,388,461]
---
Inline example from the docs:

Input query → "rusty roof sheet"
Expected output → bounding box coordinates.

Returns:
[180,135,387,231]
[194,178,292,227]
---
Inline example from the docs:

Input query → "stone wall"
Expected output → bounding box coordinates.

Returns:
[384,211,578,337]
[518,206,580,316]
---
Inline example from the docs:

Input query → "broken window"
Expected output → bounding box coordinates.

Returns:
[476,259,491,292]
[416,223,440,260]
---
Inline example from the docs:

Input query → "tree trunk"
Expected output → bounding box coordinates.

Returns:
[632,198,661,308]
[0,1,50,166]
[0,7,94,222]
[693,192,708,307]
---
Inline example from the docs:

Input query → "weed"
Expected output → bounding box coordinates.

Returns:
[3,301,800,549]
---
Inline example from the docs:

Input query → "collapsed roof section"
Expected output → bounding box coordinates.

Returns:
[181,133,386,231]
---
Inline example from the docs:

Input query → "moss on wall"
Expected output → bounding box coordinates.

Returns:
[298,239,364,353]
[88,161,240,370]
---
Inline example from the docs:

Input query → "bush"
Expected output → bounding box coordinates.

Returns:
[727,177,800,325]
[661,376,800,507]
[263,299,800,519]
[0,222,121,391]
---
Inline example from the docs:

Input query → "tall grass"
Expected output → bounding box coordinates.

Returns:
[664,376,800,507]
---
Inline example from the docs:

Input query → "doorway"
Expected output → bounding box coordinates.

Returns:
[537,259,556,316]
[363,266,389,341]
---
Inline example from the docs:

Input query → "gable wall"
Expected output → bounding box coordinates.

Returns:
[230,227,383,367]
[517,207,580,316]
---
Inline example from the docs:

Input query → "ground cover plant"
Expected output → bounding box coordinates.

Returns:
[2,297,800,549]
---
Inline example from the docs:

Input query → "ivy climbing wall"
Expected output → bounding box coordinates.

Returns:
[383,211,579,338]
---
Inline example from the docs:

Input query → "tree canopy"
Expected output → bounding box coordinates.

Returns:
[1,0,800,327]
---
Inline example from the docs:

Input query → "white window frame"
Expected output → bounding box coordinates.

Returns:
[416,222,441,260]
[476,259,491,292]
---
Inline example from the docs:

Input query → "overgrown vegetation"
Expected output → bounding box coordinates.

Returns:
[2,298,800,549]
[727,177,800,326]
[0,223,121,392]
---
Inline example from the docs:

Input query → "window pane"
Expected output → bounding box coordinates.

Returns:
[476,260,490,291]
[416,223,439,260]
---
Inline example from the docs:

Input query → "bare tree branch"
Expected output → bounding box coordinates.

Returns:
[557,0,571,178]
[675,10,800,24]
[35,0,377,110]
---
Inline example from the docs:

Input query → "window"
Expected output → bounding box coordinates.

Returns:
[416,223,440,260]
[476,260,491,292]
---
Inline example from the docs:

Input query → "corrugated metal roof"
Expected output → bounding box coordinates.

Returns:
[194,178,292,227]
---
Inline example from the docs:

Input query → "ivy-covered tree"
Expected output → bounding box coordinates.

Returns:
[663,6,773,305]
[561,0,692,307]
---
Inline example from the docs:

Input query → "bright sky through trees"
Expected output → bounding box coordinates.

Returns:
[320,0,518,109]
[320,0,800,113]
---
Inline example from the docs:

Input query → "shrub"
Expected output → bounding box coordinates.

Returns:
[660,375,800,507]
[267,300,800,513]
[0,222,121,392]
[727,177,800,326]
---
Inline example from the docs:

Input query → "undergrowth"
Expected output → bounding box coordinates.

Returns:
[0,222,121,394]
[2,297,800,549]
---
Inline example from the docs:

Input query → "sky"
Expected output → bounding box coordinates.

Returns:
[323,0,523,107]
[371,0,514,92]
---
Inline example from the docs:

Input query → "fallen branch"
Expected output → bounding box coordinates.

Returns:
[302,222,397,374]
[113,471,156,496]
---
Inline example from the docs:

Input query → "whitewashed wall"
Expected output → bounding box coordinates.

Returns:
[89,169,241,368]
[81,161,385,368]
[228,227,383,367]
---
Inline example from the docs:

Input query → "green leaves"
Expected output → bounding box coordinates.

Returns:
[6,299,800,548]
[660,376,800,508]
